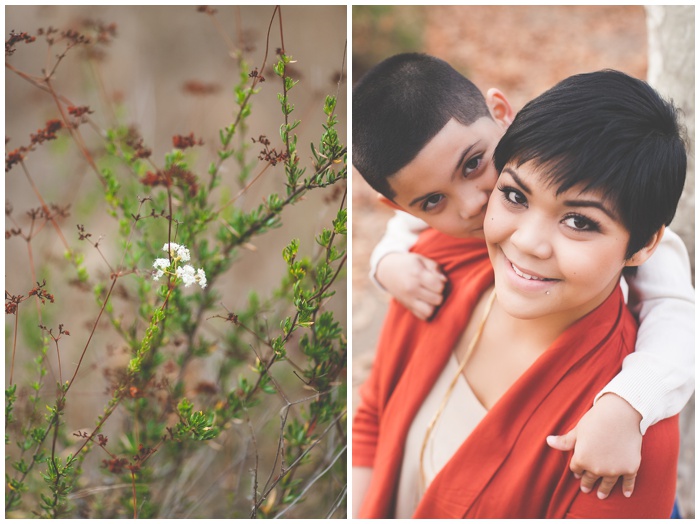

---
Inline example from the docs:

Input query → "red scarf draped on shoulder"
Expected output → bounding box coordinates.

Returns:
[353,229,679,519]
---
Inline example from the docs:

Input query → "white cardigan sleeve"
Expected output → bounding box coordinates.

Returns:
[368,211,428,291]
[595,228,695,434]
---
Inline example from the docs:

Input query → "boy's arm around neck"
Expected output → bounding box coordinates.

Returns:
[596,228,694,433]
[368,210,428,290]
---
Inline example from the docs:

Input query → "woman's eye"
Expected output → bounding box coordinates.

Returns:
[463,155,482,176]
[563,214,600,232]
[501,187,527,206]
[422,194,444,211]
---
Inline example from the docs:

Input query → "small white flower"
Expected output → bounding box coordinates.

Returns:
[153,258,170,270]
[162,242,190,262]
[176,265,197,287]
[153,242,204,290]
[176,245,190,262]
[196,268,207,289]
[152,258,171,281]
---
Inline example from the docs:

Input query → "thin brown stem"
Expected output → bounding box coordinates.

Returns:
[251,408,346,517]
[5,62,73,106]
[207,7,276,190]
[5,415,56,511]
[277,8,292,161]
[221,146,346,256]
[87,57,117,125]
[19,160,71,252]
[207,9,237,56]
[246,407,260,518]
[10,308,19,386]
[45,41,76,81]
[73,389,125,458]
[234,6,244,50]
[49,409,61,517]
[332,41,347,120]
[131,471,138,519]
[66,277,118,389]
[277,6,285,54]
[25,240,42,318]
[261,6,280,77]
[215,161,273,213]
[45,77,107,188]
[54,337,63,385]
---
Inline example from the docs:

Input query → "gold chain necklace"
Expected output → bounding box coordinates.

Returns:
[419,289,496,492]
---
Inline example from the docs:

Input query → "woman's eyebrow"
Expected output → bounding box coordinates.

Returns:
[504,166,618,219]
[563,199,617,220]
[502,167,531,193]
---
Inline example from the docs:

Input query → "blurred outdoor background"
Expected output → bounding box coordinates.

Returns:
[6,5,346,518]
[351,5,694,517]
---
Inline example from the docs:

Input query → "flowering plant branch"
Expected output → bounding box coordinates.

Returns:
[153,243,207,289]
[6,6,346,518]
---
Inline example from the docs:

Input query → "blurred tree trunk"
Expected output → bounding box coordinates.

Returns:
[645,5,695,519]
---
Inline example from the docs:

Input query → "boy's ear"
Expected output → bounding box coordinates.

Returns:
[485,88,514,128]
[625,226,665,267]
[378,194,404,211]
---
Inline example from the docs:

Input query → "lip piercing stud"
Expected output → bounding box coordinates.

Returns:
[545,291,550,295]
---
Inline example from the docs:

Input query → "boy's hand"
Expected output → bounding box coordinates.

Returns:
[546,393,643,499]
[375,252,447,320]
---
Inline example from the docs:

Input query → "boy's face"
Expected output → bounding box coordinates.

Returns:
[484,160,633,328]
[388,118,506,239]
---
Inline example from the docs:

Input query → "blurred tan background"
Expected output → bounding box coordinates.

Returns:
[351,5,694,518]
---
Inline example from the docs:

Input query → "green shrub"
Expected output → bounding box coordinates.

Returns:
[6,6,346,518]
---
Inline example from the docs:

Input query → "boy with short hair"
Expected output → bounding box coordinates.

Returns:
[352,53,694,503]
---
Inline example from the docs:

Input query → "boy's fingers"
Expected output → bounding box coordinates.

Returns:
[569,462,585,479]
[416,287,444,307]
[418,257,447,285]
[419,274,446,296]
[621,474,636,498]
[579,471,598,494]
[596,477,618,499]
[546,432,576,452]
[418,255,445,276]
[409,300,434,321]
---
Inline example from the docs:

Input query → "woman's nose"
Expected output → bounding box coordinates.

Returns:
[510,214,553,259]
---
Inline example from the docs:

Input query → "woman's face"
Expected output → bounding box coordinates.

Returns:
[484,161,633,327]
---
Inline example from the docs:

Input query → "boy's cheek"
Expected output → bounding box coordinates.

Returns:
[482,164,500,193]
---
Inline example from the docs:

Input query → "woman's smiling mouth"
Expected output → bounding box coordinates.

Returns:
[510,262,556,282]
[500,255,561,294]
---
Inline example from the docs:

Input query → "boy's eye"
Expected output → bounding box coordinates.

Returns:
[421,194,444,211]
[463,155,483,177]
[562,214,601,232]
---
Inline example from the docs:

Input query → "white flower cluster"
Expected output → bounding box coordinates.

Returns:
[153,242,207,289]
[175,265,207,288]
[163,242,190,262]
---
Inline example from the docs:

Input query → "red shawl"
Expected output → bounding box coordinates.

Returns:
[353,229,679,518]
